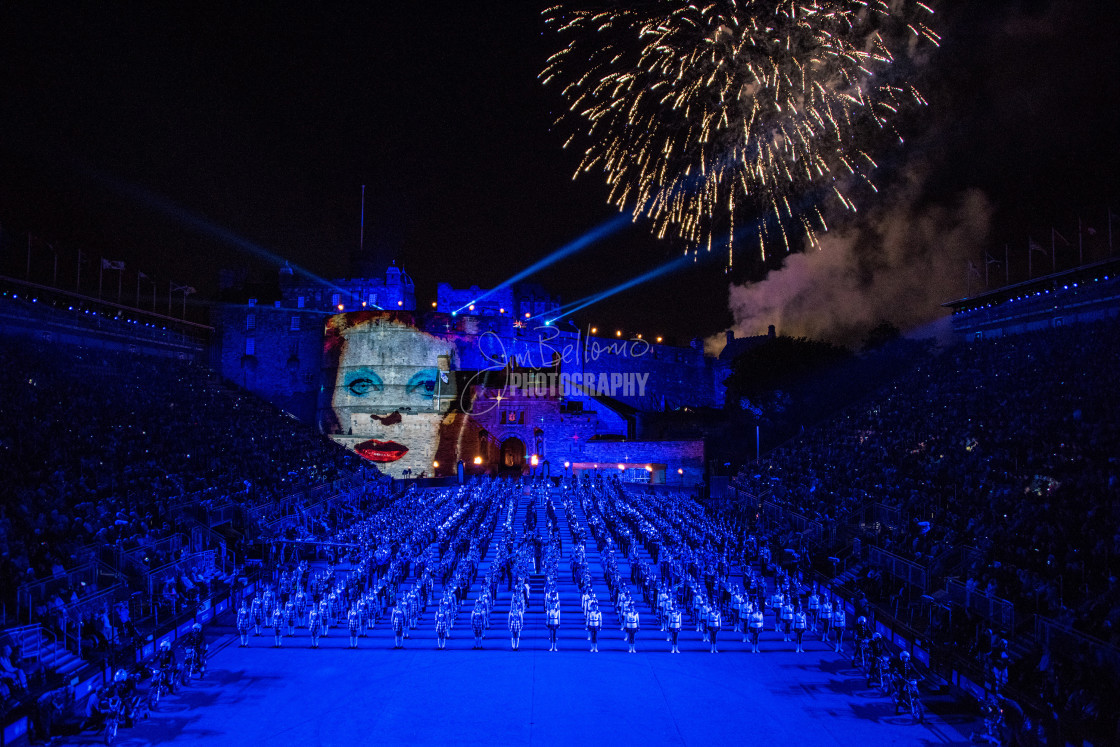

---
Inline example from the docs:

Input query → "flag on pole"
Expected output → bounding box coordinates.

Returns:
[101,259,125,271]
[1028,237,1046,278]
[1051,228,1070,272]
[984,252,1001,288]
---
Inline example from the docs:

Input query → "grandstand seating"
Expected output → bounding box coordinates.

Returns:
[733,319,1120,742]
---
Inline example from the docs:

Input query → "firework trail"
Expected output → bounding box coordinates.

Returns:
[541,1,938,266]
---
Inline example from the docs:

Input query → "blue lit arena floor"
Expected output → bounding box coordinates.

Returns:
[62,619,981,746]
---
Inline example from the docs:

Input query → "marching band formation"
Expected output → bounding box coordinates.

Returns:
[226,473,911,694]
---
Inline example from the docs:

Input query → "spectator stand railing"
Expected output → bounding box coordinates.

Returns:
[249,468,377,532]
[184,520,235,569]
[0,274,210,349]
[943,579,1016,632]
[872,502,903,532]
[144,550,219,623]
[811,568,1052,730]
[117,533,187,581]
[57,581,129,658]
[205,502,244,528]
[16,562,104,625]
[1035,616,1120,677]
[759,500,826,552]
[930,546,984,585]
[0,623,55,676]
[868,545,930,592]
[67,542,102,569]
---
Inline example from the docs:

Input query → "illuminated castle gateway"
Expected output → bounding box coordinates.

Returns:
[214,264,728,485]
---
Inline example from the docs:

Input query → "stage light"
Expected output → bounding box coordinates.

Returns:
[398,300,403,306]
[337,304,344,311]
[591,327,597,334]
[461,213,630,313]
[636,333,642,339]
[531,455,539,466]
[473,456,482,465]
[550,254,695,323]
[451,311,457,317]
[646,465,652,472]
[499,308,505,314]
[469,304,475,311]
[677,468,684,474]
[362,302,367,307]
[432,301,437,308]
[432,461,439,468]
[617,463,625,470]
[616,330,622,337]
[524,312,531,318]
[564,461,570,468]
[656,336,662,343]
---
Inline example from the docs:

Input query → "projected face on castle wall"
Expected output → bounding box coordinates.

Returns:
[323,311,457,477]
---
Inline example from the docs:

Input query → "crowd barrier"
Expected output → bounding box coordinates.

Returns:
[1035,616,1120,677]
[145,550,219,600]
[57,583,128,658]
[868,546,930,591]
[944,579,1015,631]
[15,563,107,626]
[118,534,186,577]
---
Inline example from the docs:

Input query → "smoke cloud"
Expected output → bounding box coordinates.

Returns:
[715,168,991,350]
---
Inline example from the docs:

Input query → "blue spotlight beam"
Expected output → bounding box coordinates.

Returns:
[454,213,631,314]
[548,255,694,323]
[92,171,352,297]
[545,228,741,324]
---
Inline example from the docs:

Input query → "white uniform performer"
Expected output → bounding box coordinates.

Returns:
[793,607,808,653]
[749,607,764,653]
[624,606,640,654]
[668,605,682,654]
[832,602,847,653]
[546,606,561,652]
[587,603,602,653]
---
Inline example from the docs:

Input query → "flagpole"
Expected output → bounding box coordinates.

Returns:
[1079,217,1084,265]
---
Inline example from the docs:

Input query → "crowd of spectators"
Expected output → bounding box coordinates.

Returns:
[0,337,364,615]
[734,319,1120,741]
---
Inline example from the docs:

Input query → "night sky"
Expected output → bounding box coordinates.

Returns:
[1,2,1118,342]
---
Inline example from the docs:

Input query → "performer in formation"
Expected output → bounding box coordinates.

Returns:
[236,602,250,647]
[231,477,896,670]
